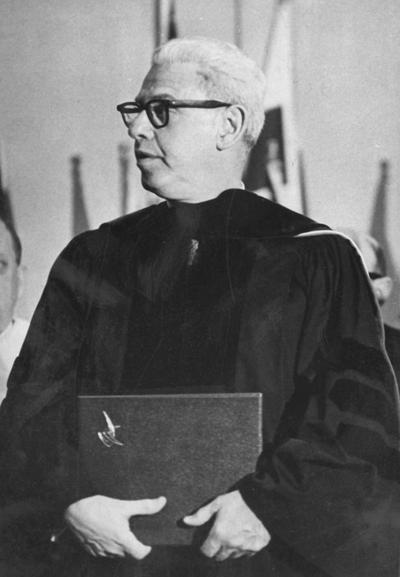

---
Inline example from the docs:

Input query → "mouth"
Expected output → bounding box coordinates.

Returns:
[135,150,159,161]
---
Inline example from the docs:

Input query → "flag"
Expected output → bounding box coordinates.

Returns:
[244,0,304,213]
[118,144,130,216]
[370,159,396,280]
[155,0,178,46]
[168,0,178,40]
[370,159,389,244]
[0,175,14,227]
[71,155,90,236]
[0,140,15,227]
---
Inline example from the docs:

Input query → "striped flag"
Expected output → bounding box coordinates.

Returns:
[244,0,304,213]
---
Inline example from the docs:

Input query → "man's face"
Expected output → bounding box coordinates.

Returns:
[130,62,221,202]
[0,221,21,333]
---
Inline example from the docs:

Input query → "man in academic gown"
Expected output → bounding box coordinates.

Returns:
[0,37,399,577]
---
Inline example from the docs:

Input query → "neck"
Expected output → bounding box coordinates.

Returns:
[147,150,246,204]
[155,161,245,205]
[167,179,243,206]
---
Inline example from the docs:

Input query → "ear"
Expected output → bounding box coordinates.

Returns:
[372,276,393,304]
[216,105,246,151]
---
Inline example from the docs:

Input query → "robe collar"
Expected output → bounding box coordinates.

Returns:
[128,188,330,241]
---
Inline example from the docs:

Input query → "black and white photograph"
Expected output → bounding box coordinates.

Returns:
[0,1,399,575]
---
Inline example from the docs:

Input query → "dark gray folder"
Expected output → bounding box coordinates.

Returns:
[78,393,262,545]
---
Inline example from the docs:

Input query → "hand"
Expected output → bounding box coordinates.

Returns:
[64,494,166,559]
[183,490,270,562]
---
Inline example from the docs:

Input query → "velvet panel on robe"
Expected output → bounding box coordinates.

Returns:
[385,323,400,387]
[0,189,399,577]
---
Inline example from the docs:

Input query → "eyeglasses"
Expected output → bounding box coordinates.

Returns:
[368,272,383,281]
[116,99,232,129]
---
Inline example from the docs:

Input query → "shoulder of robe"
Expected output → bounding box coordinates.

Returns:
[100,202,167,240]
[230,189,330,238]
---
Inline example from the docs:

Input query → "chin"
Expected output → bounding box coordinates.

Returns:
[141,175,186,202]
[141,178,167,200]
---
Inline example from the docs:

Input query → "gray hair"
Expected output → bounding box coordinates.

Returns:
[152,37,267,149]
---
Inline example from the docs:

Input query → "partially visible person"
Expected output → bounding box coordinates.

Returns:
[0,217,29,403]
[342,229,400,385]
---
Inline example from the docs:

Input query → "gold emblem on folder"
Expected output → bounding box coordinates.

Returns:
[98,410,124,447]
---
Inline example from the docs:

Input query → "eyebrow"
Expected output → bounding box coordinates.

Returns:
[135,92,176,105]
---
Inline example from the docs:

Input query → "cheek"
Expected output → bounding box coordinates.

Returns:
[159,118,216,160]
[168,135,213,169]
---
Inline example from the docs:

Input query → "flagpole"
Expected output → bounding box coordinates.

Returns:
[0,138,7,191]
[155,0,171,47]
[233,0,242,49]
[262,0,282,72]
[154,0,161,47]
[298,150,308,216]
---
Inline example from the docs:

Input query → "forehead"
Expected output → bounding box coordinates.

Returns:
[137,62,207,101]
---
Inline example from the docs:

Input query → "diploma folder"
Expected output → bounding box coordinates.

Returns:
[78,393,262,545]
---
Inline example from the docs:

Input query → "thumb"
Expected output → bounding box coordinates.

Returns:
[121,496,167,518]
[183,500,219,527]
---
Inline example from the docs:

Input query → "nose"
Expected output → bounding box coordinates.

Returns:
[127,110,154,140]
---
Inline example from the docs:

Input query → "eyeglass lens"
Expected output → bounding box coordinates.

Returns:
[122,101,169,128]
[148,101,168,127]
[120,101,168,128]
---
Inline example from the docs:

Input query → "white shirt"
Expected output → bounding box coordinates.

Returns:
[0,317,29,404]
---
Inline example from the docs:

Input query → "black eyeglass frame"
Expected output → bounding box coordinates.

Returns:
[368,272,384,281]
[116,99,232,129]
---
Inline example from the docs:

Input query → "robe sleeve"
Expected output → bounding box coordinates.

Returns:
[237,234,400,576]
[0,230,106,554]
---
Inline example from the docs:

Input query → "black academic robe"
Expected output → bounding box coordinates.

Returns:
[385,323,400,389]
[0,189,399,577]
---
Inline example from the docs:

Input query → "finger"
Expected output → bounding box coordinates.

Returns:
[231,550,246,559]
[122,496,166,518]
[183,500,219,527]
[104,551,124,559]
[248,534,270,552]
[200,535,221,558]
[84,543,100,557]
[85,542,109,558]
[121,529,152,560]
[215,548,235,562]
